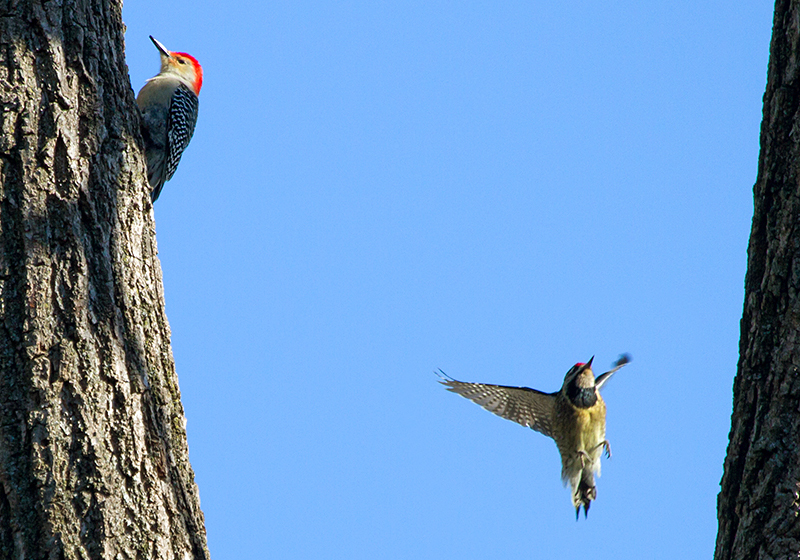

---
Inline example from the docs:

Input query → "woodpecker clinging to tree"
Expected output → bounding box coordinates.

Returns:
[136,36,202,202]
[439,354,631,518]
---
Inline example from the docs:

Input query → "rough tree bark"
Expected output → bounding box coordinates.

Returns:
[0,1,209,558]
[715,1,800,558]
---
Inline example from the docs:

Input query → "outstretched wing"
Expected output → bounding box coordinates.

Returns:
[438,371,557,438]
[595,353,632,390]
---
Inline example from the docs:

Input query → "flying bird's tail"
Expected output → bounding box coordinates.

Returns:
[561,444,602,520]
[573,469,597,519]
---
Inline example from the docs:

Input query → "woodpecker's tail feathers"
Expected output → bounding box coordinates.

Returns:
[150,178,166,202]
[572,468,598,519]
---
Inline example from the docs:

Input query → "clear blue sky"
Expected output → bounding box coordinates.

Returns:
[122,2,771,558]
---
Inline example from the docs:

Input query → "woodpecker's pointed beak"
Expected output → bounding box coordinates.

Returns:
[585,356,594,369]
[150,36,172,59]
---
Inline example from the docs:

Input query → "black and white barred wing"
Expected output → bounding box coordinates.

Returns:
[165,83,199,183]
[439,372,557,438]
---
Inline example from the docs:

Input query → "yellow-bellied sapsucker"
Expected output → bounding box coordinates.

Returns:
[439,354,631,518]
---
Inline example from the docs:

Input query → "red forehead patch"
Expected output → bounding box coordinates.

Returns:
[174,52,203,94]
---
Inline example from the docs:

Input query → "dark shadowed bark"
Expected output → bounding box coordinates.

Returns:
[0,1,209,558]
[715,1,800,558]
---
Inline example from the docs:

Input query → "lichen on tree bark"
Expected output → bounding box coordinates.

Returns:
[0,1,210,558]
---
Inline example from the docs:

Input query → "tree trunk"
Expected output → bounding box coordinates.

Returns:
[715,0,800,558]
[0,1,209,558]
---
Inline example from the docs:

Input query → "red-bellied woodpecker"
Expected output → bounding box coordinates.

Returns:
[136,36,203,202]
[439,354,631,518]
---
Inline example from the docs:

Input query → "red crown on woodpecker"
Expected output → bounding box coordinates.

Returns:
[149,36,203,95]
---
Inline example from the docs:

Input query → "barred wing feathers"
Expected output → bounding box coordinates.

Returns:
[439,372,557,438]
[165,84,199,182]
